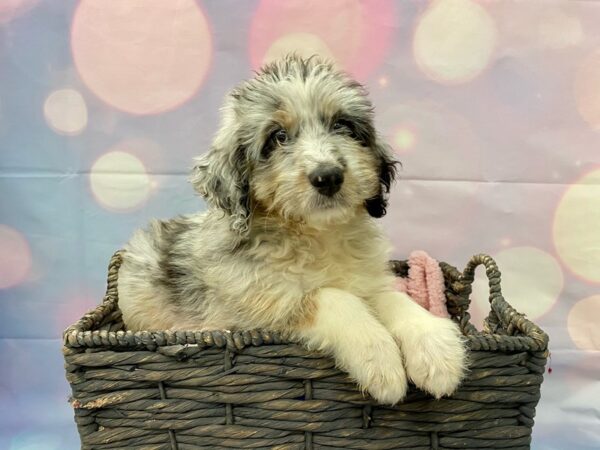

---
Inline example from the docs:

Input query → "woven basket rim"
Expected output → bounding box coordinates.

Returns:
[63,250,549,354]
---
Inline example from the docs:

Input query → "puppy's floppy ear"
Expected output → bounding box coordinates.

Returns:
[365,138,398,218]
[190,125,251,236]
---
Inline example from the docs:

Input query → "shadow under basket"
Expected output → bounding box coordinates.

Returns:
[63,251,549,450]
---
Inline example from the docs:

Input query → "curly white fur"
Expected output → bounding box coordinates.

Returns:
[117,55,467,404]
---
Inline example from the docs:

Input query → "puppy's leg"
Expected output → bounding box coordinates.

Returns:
[295,288,408,405]
[370,291,467,399]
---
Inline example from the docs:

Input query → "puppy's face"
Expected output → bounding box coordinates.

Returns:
[192,56,396,234]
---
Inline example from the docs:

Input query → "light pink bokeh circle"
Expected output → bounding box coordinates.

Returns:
[0,225,32,289]
[249,0,395,81]
[71,0,212,115]
[0,0,38,23]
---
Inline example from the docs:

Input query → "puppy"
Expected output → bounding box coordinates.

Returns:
[118,55,466,404]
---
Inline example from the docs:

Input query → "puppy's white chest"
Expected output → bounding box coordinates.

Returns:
[275,233,388,297]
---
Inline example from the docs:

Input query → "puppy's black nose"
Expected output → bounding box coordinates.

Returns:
[308,166,344,197]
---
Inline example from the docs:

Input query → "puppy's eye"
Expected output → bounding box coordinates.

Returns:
[274,129,288,144]
[332,119,355,135]
[331,119,357,139]
[332,120,347,131]
[262,128,288,159]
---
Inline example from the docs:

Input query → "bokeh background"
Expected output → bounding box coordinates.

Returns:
[1,0,599,448]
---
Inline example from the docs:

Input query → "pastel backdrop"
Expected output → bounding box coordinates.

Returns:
[1,1,599,448]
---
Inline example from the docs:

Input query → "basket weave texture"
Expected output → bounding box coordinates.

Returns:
[63,251,549,450]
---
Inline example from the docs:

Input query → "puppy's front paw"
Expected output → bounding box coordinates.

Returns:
[350,340,408,405]
[399,317,467,399]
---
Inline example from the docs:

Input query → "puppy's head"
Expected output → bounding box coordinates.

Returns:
[191,55,397,235]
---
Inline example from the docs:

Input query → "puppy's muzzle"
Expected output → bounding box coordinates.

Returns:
[309,165,344,197]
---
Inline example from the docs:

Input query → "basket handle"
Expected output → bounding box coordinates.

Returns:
[63,251,124,337]
[458,254,548,349]
[104,250,124,301]
[461,254,503,298]
[459,254,503,333]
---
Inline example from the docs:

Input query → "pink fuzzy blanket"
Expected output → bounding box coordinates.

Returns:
[394,250,449,318]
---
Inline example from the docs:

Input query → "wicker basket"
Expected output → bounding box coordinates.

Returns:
[63,251,549,450]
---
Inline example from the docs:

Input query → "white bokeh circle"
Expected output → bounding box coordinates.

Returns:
[554,169,600,283]
[263,32,337,67]
[413,0,497,84]
[568,295,600,351]
[43,89,88,135]
[90,151,151,212]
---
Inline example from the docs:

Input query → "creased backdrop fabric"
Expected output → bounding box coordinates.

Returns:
[1,1,599,449]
